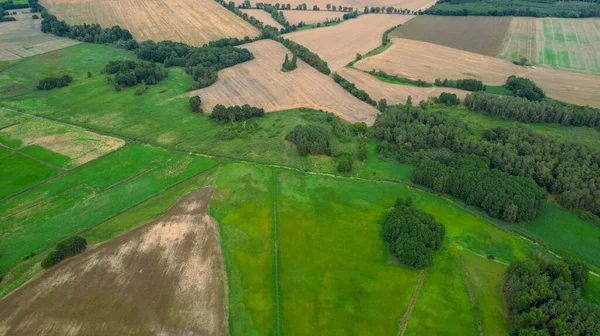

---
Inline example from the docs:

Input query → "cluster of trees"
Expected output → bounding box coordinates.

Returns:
[425,0,600,18]
[504,256,600,335]
[37,75,72,90]
[279,38,331,74]
[332,72,377,106]
[135,40,253,90]
[40,236,87,269]
[382,198,445,268]
[373,104,600,215]
[413,154,547,222]
[286,124,332,156]
[281,53,297,71]
[104,60,165,89]
[434,92,460,106]
[210,104,265,122]
[464,92,600,127]
[368,69,432,87]
[504,75,546,101]
[434,78,485,91]
[189,96,202,113]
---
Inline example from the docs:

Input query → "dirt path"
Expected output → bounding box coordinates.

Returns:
[460,257,484,336]
[0,188,229,335]
[398,268,428,336]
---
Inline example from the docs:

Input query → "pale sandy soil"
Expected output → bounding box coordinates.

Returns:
[188,39,379,124]
[0,188,228,336]
[355,37,600,107]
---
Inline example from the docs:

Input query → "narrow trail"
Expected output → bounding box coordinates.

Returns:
[398,269,428,336]
[272,169,281,336]
[460,257,484,336]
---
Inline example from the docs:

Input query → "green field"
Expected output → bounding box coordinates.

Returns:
[0,154,58,199]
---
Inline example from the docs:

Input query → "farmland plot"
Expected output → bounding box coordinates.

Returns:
[355,37,600,107]
[240,9,283,28]
[39,0,260,46]
[0,12,79,61]
[282,9,346,25]
[189,39,379,124]
[497,17,538,63]
[0,188,228,335]
[285,14,415,71]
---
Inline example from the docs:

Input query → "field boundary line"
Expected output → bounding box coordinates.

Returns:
[0,143,65,171]
[398,268,427,336]
[0,122,20,131]
[272,168,281,336]
[460,256,484,336]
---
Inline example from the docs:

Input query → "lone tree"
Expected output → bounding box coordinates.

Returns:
[189,96,202,113]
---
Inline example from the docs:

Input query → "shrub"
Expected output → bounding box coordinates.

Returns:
[87,71,92,78]
[32,14,39,19]
[337,154,354,173]
[286,125,331,156]
[435,92,460,106]
[189,96,202,113]
[382,198,445,268]
[41,250,65,269]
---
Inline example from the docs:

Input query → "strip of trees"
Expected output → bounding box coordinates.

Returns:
[464,91,600,127]
[373,104,600,216]
[332,72,377,106]
[382,198,445,268]
[286,124,332,156]
[279,38,331,75]
[210,104,265,122]
[434,78,485,91]
[37,75,72,90]
[412,154,547,222]
[425,0,600,18]
[504,256,600,335]
[41,236,87,269]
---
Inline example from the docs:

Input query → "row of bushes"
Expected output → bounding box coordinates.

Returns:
[368,69,432,87]
[210,104,265,122]
[434,78,485,91]
[37,75,72,90]
[332,72,377,106]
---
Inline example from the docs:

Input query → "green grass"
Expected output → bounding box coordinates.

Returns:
[0,146,12,159]
[583,275,600,305]
[517,203,600,269]
[19,145,72,168]
[485,85,511,95]
[405,247,477,336]
[461,252,510,335]
[0,154,58,199]
[358,140,414,181]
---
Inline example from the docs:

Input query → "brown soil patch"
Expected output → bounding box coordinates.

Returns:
[257,0,436,12]
[355,37,600,107]
[240,9,283,29]
[282,9,346,25]
[188,39,379,124]
[39,0,259,46]
[390,15,511,56]
[398,269,427,336]
[338,67,468,105]
[0,188,228,336]
[285,14,415,71]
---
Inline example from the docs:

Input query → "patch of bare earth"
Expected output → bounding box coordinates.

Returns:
[355,37,600,107]
[338,67,469,105]
[285,14,415,71]
[188,39,379,124]
[0,188,228,336]
[39,0,259,46]
[240,9,283,29]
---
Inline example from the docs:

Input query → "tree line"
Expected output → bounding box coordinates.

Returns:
[332,72,377,106]
[464,91,600,127]
[504,256,600,335]
[425,0,600,18]
[37,75,73,90]
[279,38,331,74]
[373,104,600,216]
[286,124,332,156]
[210,104,265,122]
[382,198,445,268]
[434,78,485,91]
[412,154,547,222]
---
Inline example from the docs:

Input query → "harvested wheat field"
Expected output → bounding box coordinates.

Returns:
[39,0,259,46]
[285,14,415,71]
[390,15,512,56]
[0,12,79,61]
[240,8,283,28]
[282,9,346,25]
[355,37,600,107]
[338,68,468,105]
[258,0,435,12]
[0,188,228,336]
[189,39,379,124]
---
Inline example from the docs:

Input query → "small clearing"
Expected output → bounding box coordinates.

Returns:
[240,9,284,28]
[355,37,600,107]
[282,9,346,25]
[39,0,260,46]
[0,188,228,335]
[338,67,468,105]
[188,39,379,124]
[390,15,511,56]
[285,14,415,71]
[0,11,80,61]
[0,118,125,168]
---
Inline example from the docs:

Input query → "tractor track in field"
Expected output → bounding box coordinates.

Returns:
[398,268,428,336]
[460,257,484,336]
[272,169,281,336]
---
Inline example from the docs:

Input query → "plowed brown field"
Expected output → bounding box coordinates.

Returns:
[285,14,415,71]
[188,40,379,124]
[39,0,260,46]
[0,188,227,335]
[241,8,284,28]
[355,37,600,107]
[337,68,468,105]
